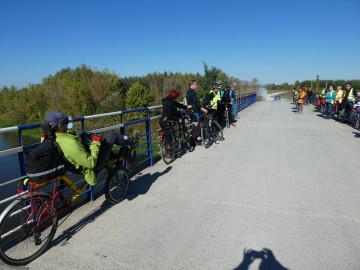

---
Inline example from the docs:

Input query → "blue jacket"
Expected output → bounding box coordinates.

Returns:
[325,90,336,104]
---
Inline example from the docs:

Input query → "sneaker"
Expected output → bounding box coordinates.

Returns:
[231,123,236,127]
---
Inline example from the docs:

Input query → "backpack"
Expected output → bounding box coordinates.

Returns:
[24,139,66,182]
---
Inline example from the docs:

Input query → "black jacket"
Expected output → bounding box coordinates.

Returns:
[161,97,187,122]
[185,88,201,113]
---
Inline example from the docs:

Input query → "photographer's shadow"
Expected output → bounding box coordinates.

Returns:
[234,248,288,270]
[127,166,172,200]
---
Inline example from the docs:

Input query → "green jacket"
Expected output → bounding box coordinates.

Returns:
[55,132,101,185]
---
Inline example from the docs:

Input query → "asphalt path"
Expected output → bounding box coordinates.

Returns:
[3,99,360,270]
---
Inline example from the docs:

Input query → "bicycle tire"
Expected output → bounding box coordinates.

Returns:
[160,133,176,164]
[225,110,230,128]
[201,125,212,149]
[182,126,193,152]
[0,193,58,266]
[212,120,224,142]
[105,166,130,204]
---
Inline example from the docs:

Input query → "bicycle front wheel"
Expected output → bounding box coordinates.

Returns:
[0,193,58,266]
[201,126,212,149]
[212,120,224,142]
[182,126,193,152]
[160,133,176,164]
[105,167,130,204]
[225,110,230,128]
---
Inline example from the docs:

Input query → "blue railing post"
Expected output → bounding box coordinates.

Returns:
[17,129,26,177]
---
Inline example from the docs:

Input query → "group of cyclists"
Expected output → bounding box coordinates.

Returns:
[292,83,360,126]
[37,79,238,187]
[159,79,238,148]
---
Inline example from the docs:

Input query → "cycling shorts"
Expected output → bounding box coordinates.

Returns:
[190,112,201,123]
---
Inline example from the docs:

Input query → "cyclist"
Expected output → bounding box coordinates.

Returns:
[159,89,192,127]
[324,86,336,118]
[342,83,356,123]
[185,79,208,146]
[334,86,344,117]
[208,83,222,122]
[230,85,238,118]
[220,85,236,126]
[297,87,306,114]
[43,110,137,186]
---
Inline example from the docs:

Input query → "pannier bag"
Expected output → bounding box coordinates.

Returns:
[25,139,65,182]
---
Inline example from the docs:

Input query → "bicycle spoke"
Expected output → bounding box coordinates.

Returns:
[0,194,58,266]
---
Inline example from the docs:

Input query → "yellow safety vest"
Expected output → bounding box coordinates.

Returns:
[348,88,355,101]
[210,90,221,110]
[320,89,326,98]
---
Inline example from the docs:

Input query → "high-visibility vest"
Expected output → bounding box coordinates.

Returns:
[348,88,355,101]
[325,90,336,104]
[320,89,326,98]
[210,90,221,110]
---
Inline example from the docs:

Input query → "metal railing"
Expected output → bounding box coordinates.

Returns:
[0,93,256,208]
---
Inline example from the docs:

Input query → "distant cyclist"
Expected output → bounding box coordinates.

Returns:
[220,85,236,126]
[208,83,222,122]
[342,83,356,123]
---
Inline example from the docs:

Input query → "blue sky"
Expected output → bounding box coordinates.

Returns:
[0,0,359,88]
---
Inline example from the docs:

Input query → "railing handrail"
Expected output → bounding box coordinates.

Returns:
[0,93,257,207]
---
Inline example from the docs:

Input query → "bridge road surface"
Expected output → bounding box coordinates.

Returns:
[3,98,360,270]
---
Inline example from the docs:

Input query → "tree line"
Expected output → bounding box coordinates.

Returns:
[0,63,260,127]
[265,75,360,92]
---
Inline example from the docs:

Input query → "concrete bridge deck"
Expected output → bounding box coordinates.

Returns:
[3,99,360,270]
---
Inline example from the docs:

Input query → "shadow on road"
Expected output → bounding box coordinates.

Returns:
[49,199,113,248]
[234,248,288,270]
[127,166,172,200]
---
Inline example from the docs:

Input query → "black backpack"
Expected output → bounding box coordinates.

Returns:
[24,139,66,182]
[24,121,83,182]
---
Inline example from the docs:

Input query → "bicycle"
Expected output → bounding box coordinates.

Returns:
[220,102,231,128]
[349,103,360,129]
[315,95,326,114]
[200,105,224,149]
[159,112,192,164]
[0,131,140,266]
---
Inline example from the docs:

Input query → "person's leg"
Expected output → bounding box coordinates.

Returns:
[93,133,116,171]
[189,112,199,145]
[218,105,224,125]
[112,132,130,147]
[232,101,237,118]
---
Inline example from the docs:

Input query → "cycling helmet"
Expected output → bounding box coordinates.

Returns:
[215,80,223,88]
[45,110,69,128]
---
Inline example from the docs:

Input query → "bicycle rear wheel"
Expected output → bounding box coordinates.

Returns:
[160,133,176,164]
[105,166,130,204]
[0,193,58,266]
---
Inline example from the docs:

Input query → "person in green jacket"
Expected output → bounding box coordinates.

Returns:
[44,110,136,186]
